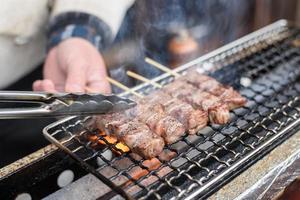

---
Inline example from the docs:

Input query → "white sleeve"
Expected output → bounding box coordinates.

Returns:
[50,0,135,38]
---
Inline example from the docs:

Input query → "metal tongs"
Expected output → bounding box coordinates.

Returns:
[0,91,136,119]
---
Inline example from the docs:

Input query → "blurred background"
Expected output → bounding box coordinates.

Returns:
[109,0,300,91]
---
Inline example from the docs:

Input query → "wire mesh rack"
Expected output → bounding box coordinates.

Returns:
[44,20,300,200]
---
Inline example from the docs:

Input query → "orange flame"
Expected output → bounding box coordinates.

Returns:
[89,132,130,153]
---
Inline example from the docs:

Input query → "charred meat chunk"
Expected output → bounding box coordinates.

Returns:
[163,80,230,124]
[183,69,247,109]
[95,113,165,159]
[131,100,186,144]
[144,91,208,134]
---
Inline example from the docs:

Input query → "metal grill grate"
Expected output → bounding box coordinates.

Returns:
[44,20,300,200]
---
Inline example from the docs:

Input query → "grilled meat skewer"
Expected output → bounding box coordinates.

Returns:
[128,101,186,144]
[163,80,230,124]
[94,71,246,158]
[95,113,165,159]
[182,69,247,109]
[164,98,208,134]
[142,91,208,134]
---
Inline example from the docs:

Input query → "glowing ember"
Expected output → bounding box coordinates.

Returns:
[115,143,130,153]
[89,132,130,153]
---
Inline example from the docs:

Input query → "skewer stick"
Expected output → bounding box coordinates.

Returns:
[145,57,180,77]
[127,71,162,88]
[85,86,96,93]
[106,77,144,98]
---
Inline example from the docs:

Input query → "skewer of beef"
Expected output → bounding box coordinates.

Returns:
[107,77,186,145]
[162,80,230,124]
[95,112,165,159]
[144,58,229,124]
[144,91,208,134]
[127,71,208,134]
[144,57,245,123]
[127,99,186,144]
[145,57,246,110]
[93,78,166,158]
[180,69,247,109]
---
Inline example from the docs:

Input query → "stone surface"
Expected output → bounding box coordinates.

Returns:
[209,130,300,200]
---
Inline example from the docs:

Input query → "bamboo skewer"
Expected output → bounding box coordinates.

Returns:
[106,77,144,98]
[107,57,179,98]
[127,71,162,89]
[145,57,180,77]
[85,86,97,93]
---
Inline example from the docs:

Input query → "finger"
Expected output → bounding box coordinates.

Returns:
[87,55,111,94]
[64,59,87,92]
[87,68,111,94]
[44,48,66,92]
[87,78,111,94]
[55,84,65,93]
[33,80,43,91]
[41,79,57,93]
[33,80,57,93]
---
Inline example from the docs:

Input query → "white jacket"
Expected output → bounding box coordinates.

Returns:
[0,0,134,88]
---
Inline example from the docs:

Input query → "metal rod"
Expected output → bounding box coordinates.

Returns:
[0,107,51,119]
[0,91,50,102]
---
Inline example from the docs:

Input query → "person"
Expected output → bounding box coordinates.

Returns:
[0,0,134,166]
[1,0,136,94]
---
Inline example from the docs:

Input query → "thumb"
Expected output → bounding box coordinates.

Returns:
[64,60,87,92]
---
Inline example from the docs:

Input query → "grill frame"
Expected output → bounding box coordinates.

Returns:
[43,20,300,200]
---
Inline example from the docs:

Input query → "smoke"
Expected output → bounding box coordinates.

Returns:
[108,0,255,89]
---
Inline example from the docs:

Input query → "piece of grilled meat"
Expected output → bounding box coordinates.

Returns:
[183,69,247,109]
[163,80,230,124]
[143,91,208,134]
[96,113,165,159]
[129,100,186,144]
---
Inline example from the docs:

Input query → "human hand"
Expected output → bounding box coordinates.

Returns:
[33,38,111,93]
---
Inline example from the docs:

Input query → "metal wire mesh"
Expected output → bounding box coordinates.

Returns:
[44,20,300,200]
